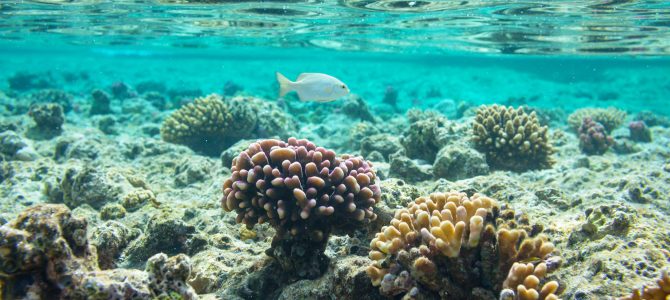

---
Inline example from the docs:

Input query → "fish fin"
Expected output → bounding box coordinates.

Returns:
[297,73,320,81]
[276,72,292,98]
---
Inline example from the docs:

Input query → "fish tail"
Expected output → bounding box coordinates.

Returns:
[276,72,292,98]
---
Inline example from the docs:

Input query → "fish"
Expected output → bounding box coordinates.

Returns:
[276,72,350,102]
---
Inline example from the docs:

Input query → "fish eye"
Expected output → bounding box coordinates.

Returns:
[341,85,346,89]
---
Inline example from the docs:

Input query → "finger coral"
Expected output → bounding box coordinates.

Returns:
[578,117,614,155]
[568,107,626,133]
[618,269,670,300]
[161,94,293,156]
[221,138,381,279]
[472,105,555,171]
[161,94,257,156]
[367,191,561,300]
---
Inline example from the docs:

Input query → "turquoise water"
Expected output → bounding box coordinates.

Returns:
[2,1,670,300]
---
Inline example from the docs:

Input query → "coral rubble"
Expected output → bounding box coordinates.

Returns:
[472,105,555,171]
[367,191,561,300]
[221,138,381,279]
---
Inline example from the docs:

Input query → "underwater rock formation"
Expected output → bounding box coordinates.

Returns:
[27,103,64,139]
[111,81,136,100]
[360,133,403,161]
[90,89,112,115]
[389,152,433,183]
[27,89,74,112]
[367,191,561,300]
[0,130,38,161]
[633,110,670,128]
[341,94,377,123]
[60,166,130,209]
[568,107,626,133]
[0,204,99,298]
[472,105,555,171]
[124,209,207,265]
[578,117,614,155]
[433,142,489,180]
[7,71,54,91]
[90,220,137,269]
[401,110,451,162]
[221,138,381,279]
[161,94,293,156]
[628,121,652,143]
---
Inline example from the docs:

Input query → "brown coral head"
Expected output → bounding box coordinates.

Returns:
[221,137,381,238]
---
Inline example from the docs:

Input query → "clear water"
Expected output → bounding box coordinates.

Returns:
[2,0,670,299]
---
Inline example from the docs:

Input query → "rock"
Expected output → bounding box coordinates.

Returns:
[60,166,134,209]
[123,209,207,266]
[432,144,489,180]
[360,134,403,161]
[175,156,213,187]
[388,153,432,183]
[90,221,137,269]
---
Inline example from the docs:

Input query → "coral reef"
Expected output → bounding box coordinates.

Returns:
[223,80,243,96]
[27,103,64,139]
[90,220,136,269]
[578,117,614,155]
[161,94,257,155]
[360,133,403,161]
[618,269,670,300]
[433,142,489,180]
[90,89,112,115]
[341,94,377,123]
[161,94,292,156]
[111,81,136,99]
[383,85,398,110]
[123,209,206,265]
[0,131,38,161]
[60,166,130,209]
[628,121,652,142]
[367,191,561,300]
[0,204,98,298]
[389,152,433,183]
[472,105,554,171]
[8,72,54,91]
[27,89,74,112]
[221,138,381,279]
[633,110,670,127]
[568,107,627,133]
[401,110,450,162]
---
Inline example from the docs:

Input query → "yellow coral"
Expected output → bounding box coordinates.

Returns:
[619,269,670,300]
[367,191,561,300]
[473,105,554,171]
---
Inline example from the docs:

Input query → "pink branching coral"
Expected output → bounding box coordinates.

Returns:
[221,138,381,278]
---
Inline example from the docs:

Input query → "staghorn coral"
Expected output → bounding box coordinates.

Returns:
[568,107,626,133]
[367,191,561,300]
[221,138,381,279]
[472,105,554,172]
[578,117,614,155]
[618,269,670,300]
[161,94,257,156]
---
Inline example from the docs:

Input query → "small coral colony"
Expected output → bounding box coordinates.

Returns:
[0,74,667,300]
